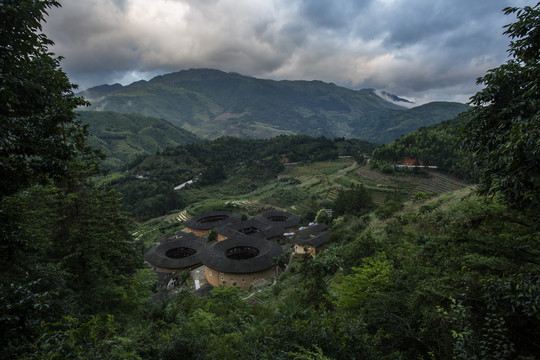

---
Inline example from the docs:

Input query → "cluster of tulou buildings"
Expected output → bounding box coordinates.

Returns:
[144,210,330,291]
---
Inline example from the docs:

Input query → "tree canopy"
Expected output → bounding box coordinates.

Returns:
[0,0,88,196]
[461,3,540,212]
[0,2,144,358]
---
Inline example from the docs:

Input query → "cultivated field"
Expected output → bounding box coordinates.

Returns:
[137,160,470,246]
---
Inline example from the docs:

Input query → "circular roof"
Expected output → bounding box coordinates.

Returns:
[254,211,301,229]
[184,211,242,231]
[144,237,207,270]
[200,236,283,274]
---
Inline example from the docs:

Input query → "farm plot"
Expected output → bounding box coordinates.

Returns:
[355,165,468,197]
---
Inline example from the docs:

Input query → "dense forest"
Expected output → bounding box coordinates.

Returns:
[370,115,481,182]
[1,1,539,360]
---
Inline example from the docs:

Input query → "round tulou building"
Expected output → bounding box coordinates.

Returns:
[144,232,207,273]
[254,210,301,231]
[184,211,242,236]
[200,235,283,290]
[155,210,303,290]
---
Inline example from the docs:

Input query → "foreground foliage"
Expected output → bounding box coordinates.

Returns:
[2,2,539,359]
[0,0,88,196]
[17,189,534,360]
[461,3,540,212]
[0,1,146,358]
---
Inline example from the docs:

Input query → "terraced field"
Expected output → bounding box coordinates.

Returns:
[415,176,465,194]
[354,165,468,200]
[175,210,191,222]
[136,160,471,245]
[224,199,257,210]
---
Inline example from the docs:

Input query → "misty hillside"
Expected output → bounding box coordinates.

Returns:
[80,69,469,143]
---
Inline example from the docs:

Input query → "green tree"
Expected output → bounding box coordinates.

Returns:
[0,0,88,196]
[50,181,143,316]
[285,345,335,360]
[333,252,393,312]
[333,185,374,216]
[315,209,330,224]
[461,4,540,212]
[25,315,142,360]
[0,2,146,357]
[375,191,404,219]
[295,254,330,307]
[208,229,218,242]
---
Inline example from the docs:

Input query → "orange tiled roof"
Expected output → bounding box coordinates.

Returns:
[402,158,423,166]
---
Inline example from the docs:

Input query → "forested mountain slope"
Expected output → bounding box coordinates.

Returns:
[80,69,469,142]
[78,111,199,169]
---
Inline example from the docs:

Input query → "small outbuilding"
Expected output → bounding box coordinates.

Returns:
[295,223,328,238]
[293,223,330,257]
[294,231,330,257]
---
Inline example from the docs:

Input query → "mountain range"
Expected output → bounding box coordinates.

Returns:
[80,68,469,143]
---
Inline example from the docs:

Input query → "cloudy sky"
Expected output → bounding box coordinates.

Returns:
[43,0,533,104]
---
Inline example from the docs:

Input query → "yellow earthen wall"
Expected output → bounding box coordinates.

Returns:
[294,244,321,257]
[185,227,210,237]
[205,266,276,290]
[217,233,228,241]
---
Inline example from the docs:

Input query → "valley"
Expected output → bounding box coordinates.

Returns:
[3,2,539,359]
[132,157,468,251]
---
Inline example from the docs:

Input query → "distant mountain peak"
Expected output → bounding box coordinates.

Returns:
[374,90,414,107]
[80,83,124,98]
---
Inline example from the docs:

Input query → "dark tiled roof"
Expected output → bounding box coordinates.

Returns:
[213,226,239,239]
[145,237,208,269]
[226,218,269,233]
[184,211,242,231]
[200,236,283,273]
[215,218,268,236]
[195,283,214,297]
[261,226,287,239]
[301,232,330,248]
[215,219,287,240]
[255,211,301,229]
[294,223,329,240]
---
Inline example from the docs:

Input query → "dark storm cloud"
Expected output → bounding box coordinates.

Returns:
[298,0,373,30]
[43,0,534,103]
